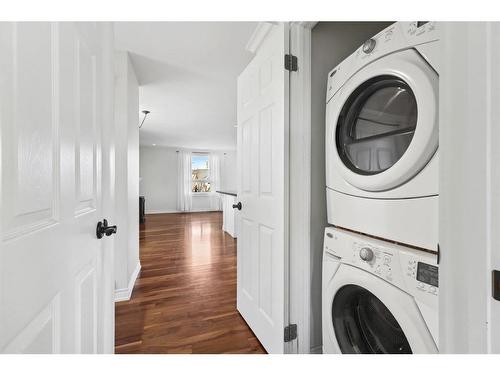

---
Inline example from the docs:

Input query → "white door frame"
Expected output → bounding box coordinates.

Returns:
[439,22,500,353]
[288,21,316,354]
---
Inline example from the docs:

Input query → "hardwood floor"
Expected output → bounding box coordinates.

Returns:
[115,212,266,354]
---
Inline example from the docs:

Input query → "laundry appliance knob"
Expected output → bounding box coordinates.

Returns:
[362,38,376,54]
[359,247,374,262]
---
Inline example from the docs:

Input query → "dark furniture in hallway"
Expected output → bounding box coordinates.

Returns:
[139,196,145,224]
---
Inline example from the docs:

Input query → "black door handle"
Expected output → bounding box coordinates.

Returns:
[232,202,242,210]
[96,219,117,239]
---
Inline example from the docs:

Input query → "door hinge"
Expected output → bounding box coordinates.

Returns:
[284,54,298,72]
[284,324,297,342]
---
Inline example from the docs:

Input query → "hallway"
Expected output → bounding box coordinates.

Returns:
[115,212,266,354]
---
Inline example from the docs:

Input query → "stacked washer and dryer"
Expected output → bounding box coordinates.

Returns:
[322,22,440,354]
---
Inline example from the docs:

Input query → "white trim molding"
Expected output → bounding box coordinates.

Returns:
[288,22,313,354]
[114,262,141,302]
[145,209,179,214]
[245,22,275,54]
[145,209,222,215]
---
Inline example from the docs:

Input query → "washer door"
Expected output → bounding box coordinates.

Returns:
[327,49,438,191]
[332,284,411,353]
[323,264,438,354]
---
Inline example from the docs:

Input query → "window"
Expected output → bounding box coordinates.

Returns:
[191,154,211,193]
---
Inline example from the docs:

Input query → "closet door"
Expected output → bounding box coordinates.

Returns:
[236,23,289,354]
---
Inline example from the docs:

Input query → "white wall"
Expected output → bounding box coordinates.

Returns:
[139,146,178,213]
[309,21,393,352]
[140,146,236,214]
[221,151,237,192]
[114,51,140,296]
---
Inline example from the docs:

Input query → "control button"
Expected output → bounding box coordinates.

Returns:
[417,282,425,289]
[375,266,381,275]
[386,268,392,278]
[359,247,374,262]
[429,286,437,295]
[362,38,376,54]
[383,255,391,265]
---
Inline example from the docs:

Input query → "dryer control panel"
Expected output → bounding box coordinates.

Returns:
[324,227,439,305]
[326,21,440,103]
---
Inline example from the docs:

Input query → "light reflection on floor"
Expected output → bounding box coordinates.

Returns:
[189,220,213,265]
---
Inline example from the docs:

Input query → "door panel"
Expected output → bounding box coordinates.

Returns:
[0,22,112,354]
[74,262,97,354]
[236,23,288,354]
[2,23,59,240]
[2,294,60,354]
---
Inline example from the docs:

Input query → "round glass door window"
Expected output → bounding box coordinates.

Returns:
[332,284,412,354]
[336,75,418,175]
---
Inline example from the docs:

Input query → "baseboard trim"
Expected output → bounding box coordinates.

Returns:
[114,262,141,302]
[145,209,221,214]
[145,209,179,214]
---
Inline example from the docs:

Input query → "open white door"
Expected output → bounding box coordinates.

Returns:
[0,22,114,353]
[236,23,290,354]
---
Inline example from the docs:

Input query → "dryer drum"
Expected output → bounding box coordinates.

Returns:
[332,284,412,354]
[336,75,418,176]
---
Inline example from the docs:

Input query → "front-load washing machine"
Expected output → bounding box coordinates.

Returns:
[325,22,439,251]
[322,227,438,354]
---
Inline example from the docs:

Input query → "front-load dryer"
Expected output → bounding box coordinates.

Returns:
[325,22,440,251]
[322,227,438,354]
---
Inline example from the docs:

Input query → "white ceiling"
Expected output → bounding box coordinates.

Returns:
[114,22,257,150]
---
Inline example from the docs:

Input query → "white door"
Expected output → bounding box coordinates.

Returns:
[0,22,114,353]
[236,23,289,354]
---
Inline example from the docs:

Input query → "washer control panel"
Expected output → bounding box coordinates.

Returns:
[324,227,438,303]
[350,242,397,284]
[403,256,439,296]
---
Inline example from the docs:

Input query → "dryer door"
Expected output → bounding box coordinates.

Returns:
[326,48,438,191]
[323,264,438,354]
[336,75,417,176]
